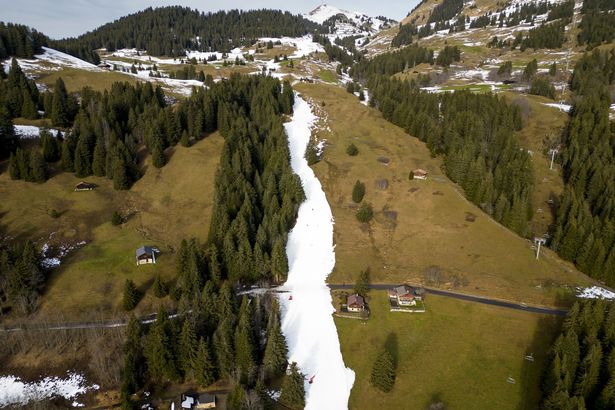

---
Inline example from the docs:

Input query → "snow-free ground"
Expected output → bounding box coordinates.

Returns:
[279,95,355,409]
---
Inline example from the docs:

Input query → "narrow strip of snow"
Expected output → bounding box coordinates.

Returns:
[543,103,571,112]
[279,95,355,409]
[577,286,615,300]
[14,125,62,139]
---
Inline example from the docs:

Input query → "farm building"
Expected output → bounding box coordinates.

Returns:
[388,285,423,307]
[175,392,216,409]
[347,294,366,312]
[74,181,95,191]
[135,246,159,265]
[412,169,428,180]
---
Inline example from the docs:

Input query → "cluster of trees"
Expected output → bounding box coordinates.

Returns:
[578,0,615,49]
[551,50,615,286]
[518,21,567,50]
[428,0,464,24]
[310,32,358,67]
[0,240,45,314]
[366,77,533,236]
[434,45,461,67]
[201,75,302,284]
[541,300,615,409]
[121,74,308,408]
[0,22,48,59]
[0,58,42,121]
[1,58,81,127]
[349,44,434,80]
[546,0,575,22]
[391,23,415,47]
[121,292,295,409]
[529,75,556,99]
[54,7,323,62]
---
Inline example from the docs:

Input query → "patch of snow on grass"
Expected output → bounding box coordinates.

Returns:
[14,125,61,139]
[543,103,571,112]
[279,95,355,409]
[259,36,325,59]
[37,47,100,71]
[0,372,98,407]
[577,286,615,300]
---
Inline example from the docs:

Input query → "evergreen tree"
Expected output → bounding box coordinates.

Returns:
[41,131,60,162]
[61,137,75,172]
[151,140,166,168]
[178,318,199,380]
[152,274,168,298]
[354,268,370,296]
[144,307,179,381]
[92,138,107,176]
[352,180,365,203]
[29,149,46,183]
[356,202,374,223]
[8,152,20,180]
[123,279,140,311]
[263,303,288,379]
[194,337,216,387]
[234,296,256,382]
[50,77,69,127]
[279,362,305,409]
[370,349,396,392]
[0,107,15,159]
[346,143,359,156]
[270,239,288,283]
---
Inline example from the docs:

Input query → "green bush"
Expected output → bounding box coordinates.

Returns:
[49,209,61,219]
[352,180,366,203]
[346,143,359,156]
[111,211,123,226]
[356,203,374,223]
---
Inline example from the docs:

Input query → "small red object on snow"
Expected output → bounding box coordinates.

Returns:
[289,295,293,301]
[308,375,315,384]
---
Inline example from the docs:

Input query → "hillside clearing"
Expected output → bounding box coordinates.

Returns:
[295,82,590,308]
[335,291,560,410]
[0,134,223,321]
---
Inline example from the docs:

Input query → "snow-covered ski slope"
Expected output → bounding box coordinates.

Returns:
[280,95,355,409]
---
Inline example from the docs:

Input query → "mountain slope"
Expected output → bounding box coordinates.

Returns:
[53,6,324,61]
[304,3,396,37]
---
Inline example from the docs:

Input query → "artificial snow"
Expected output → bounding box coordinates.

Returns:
[0,372,98,407]
[577,286,615,300]
[278,95,355,410]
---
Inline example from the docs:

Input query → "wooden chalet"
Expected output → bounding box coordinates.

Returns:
[347,294,366,312]
[74,181,95,191]
[136,246,158,265]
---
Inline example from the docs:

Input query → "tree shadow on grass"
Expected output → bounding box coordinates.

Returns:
[516,296,567,410]
[384,332,399,370]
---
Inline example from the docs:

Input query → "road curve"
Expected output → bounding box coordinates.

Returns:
[328,283,569,316]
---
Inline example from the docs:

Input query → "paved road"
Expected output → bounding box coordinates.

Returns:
[0,311,183,333]
[328,283,569,316]
[0,284,567,333]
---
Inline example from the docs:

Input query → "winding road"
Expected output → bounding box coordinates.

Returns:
[0,284,569,334]
[328,284,569,316]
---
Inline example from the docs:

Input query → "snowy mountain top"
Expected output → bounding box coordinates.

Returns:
[304,3,395,35]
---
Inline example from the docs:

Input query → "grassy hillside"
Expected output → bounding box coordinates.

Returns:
[0,134,223,321]
[295,82,591,308]
[335,291,561,410]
